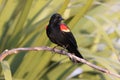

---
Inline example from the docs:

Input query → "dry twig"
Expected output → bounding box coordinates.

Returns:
[0,46,120,78]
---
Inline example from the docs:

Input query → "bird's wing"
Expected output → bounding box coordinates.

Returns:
[60,24,78,48]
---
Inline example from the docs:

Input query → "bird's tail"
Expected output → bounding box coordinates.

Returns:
[74,50,84,59]
[68,49,84,63]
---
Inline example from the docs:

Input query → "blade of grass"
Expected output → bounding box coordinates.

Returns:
[58,0,70,14]
[68,0,93,28]
[8,0,33,47]
[86,16,119,59]
[1,61,12,80]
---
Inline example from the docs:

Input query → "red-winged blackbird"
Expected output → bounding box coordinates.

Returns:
[46,13,83,63]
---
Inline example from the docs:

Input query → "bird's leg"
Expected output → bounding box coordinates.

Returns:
[60,45,67,52]
[69,54,78,64]
[59,45,69,55]
[51,45,59,53]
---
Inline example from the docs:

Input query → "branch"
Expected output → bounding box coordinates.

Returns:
[0,46,120,78]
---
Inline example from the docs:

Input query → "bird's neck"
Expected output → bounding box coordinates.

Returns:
[49,21,61,27]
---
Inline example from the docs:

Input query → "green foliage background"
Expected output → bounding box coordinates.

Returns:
[0,0,120,80]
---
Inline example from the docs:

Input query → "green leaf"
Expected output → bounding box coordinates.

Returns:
[68,0,94,28]
[1,61,12,80]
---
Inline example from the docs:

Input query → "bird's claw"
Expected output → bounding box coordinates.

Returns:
[51,45,59,53]
[69,54,78,63]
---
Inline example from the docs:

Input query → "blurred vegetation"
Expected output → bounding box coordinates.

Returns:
[0,0,120,80]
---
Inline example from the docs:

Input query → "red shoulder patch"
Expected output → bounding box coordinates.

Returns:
[60,24,70,32]
[46,25,48,29]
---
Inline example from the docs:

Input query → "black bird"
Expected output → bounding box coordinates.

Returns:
[46,13,83,63]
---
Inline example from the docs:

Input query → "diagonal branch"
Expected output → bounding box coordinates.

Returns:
[0,46,120,78]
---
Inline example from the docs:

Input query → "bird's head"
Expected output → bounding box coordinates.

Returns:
[49,13,64,24]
